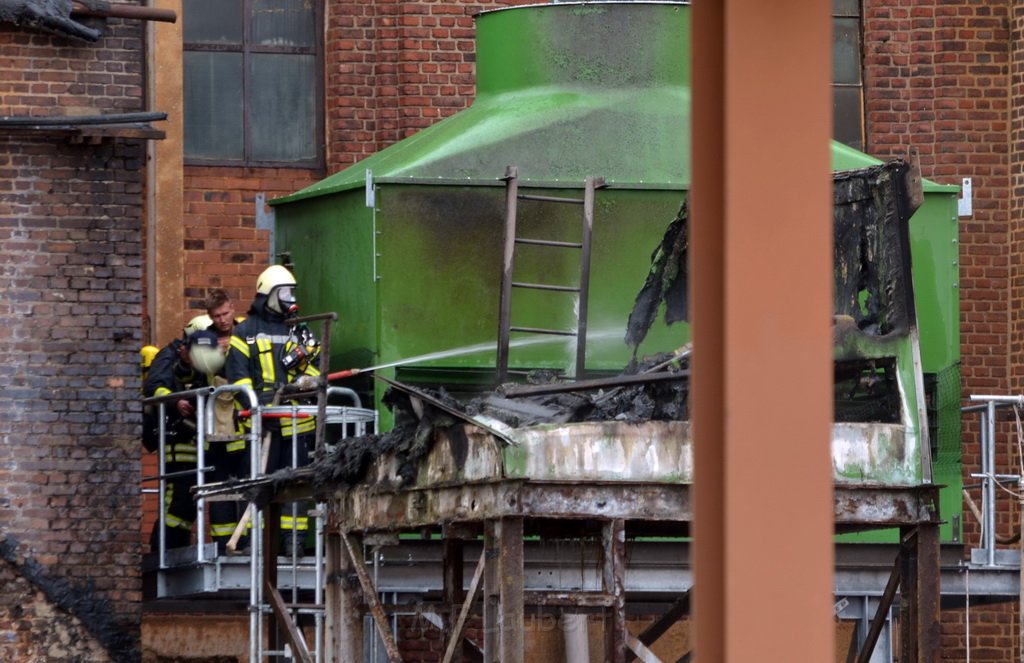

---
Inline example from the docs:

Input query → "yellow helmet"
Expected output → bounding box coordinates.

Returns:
[183,314,213,339]
[140,345,159,369]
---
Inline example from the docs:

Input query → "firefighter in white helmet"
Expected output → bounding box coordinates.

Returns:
[225,264,320,557]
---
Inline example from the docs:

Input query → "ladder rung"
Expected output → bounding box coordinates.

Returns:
[517,193,584,205]
[515,237,583,249]
[512,281,580,293]
[510,326,578,336]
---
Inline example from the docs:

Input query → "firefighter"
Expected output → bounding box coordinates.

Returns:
[192,290,250,553]
[144,314,213,550]
[225,264,320,557]
[140,345,159,387]
[205,288,243,352]
[140,344,161,453]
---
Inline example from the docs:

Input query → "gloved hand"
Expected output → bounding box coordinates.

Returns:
[290,375,319,392]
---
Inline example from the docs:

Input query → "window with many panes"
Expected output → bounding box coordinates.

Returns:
[833,0,864,151]
[183,0,321,167]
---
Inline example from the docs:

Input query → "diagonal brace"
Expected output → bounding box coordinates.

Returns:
[341,532,404,663]
[442,547,488,663]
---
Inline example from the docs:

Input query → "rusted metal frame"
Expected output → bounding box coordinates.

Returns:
[623,632,663,663]
[288,312,337,456]
[522,592,615,608]
[845,630,858,663]
[340,531,404,663]
[516,237,583,248]
[603,519,627,663]
[833,485,941,526]
[502,370,689,398]
[625,592,691,663]
[482,521,498,660]
[853,546,902,663]
[70,1,177,22]
[898,527,918,662]
[323,530,341,663]
[315,313,333,456]
[497,166,520,383]
[576,175,597,378]
[517,193,585,204]
[898,524,940,662]
[441,547,488,663]
[330,527,364,663]
[443,537,466,663]
[499,517,525,663]
[510,282,580,293]
[265,585,314,663]
[508,324,577,335]
[338,481,695,531]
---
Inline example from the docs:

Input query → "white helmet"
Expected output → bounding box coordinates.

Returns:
[183,314,213,339]
[256,265,298,314]
[188,329,226,376]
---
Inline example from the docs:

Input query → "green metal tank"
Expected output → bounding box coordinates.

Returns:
[272,1,960,541]
[273,1,694,393]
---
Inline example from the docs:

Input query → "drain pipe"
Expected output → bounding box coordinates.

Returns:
[561,612,589,663]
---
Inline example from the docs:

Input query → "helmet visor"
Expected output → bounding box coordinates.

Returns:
[276,286,296,308]
[269,285,297,314]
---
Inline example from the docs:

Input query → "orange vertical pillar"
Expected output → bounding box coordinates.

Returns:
[148,0,185,344]
[691,2,834,661]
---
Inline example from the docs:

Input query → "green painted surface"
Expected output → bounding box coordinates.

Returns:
[273,3,691,202]
[273,193,378,373]
[272,0,963,542]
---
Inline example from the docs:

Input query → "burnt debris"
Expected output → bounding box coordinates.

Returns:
[0,0,101,41]
[624,199,689,351]
[306,352,690,494]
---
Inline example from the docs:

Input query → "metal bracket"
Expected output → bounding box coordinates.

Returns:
[957,177,972,217]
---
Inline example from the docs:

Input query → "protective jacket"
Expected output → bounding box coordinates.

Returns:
[144,340,208,462]
[225,294,320,436]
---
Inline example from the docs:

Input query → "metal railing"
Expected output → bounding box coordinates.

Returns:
[963,395,1024,567]
[144,382,378,662]
[142,384,261,569]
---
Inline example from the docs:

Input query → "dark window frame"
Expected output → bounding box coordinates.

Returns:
[183,0,324,169]
[832,0,865,151]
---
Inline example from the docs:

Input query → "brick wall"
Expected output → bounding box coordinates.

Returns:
[325,1,528,170]
[864,1,1018,660]
[0,17,145,663]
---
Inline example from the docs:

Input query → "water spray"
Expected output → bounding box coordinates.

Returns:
[326,329,626,382]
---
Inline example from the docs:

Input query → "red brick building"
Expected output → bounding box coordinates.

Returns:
[1,0,1023,661]
[0,4,160,662]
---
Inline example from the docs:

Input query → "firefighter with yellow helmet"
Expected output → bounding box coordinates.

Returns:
[143,314,214,550]
[225,264,320,557]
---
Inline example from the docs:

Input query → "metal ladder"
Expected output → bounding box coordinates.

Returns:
[496,165,604,383]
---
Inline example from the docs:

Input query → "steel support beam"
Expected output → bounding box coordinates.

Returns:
[899,525,941,662]
[690,1,833,662]
[341,531,403,663]
[442,547,487,663]
[483,518,524,663]
[332,530,363,663]
[443,536,466,663]
[603,519,626,663]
